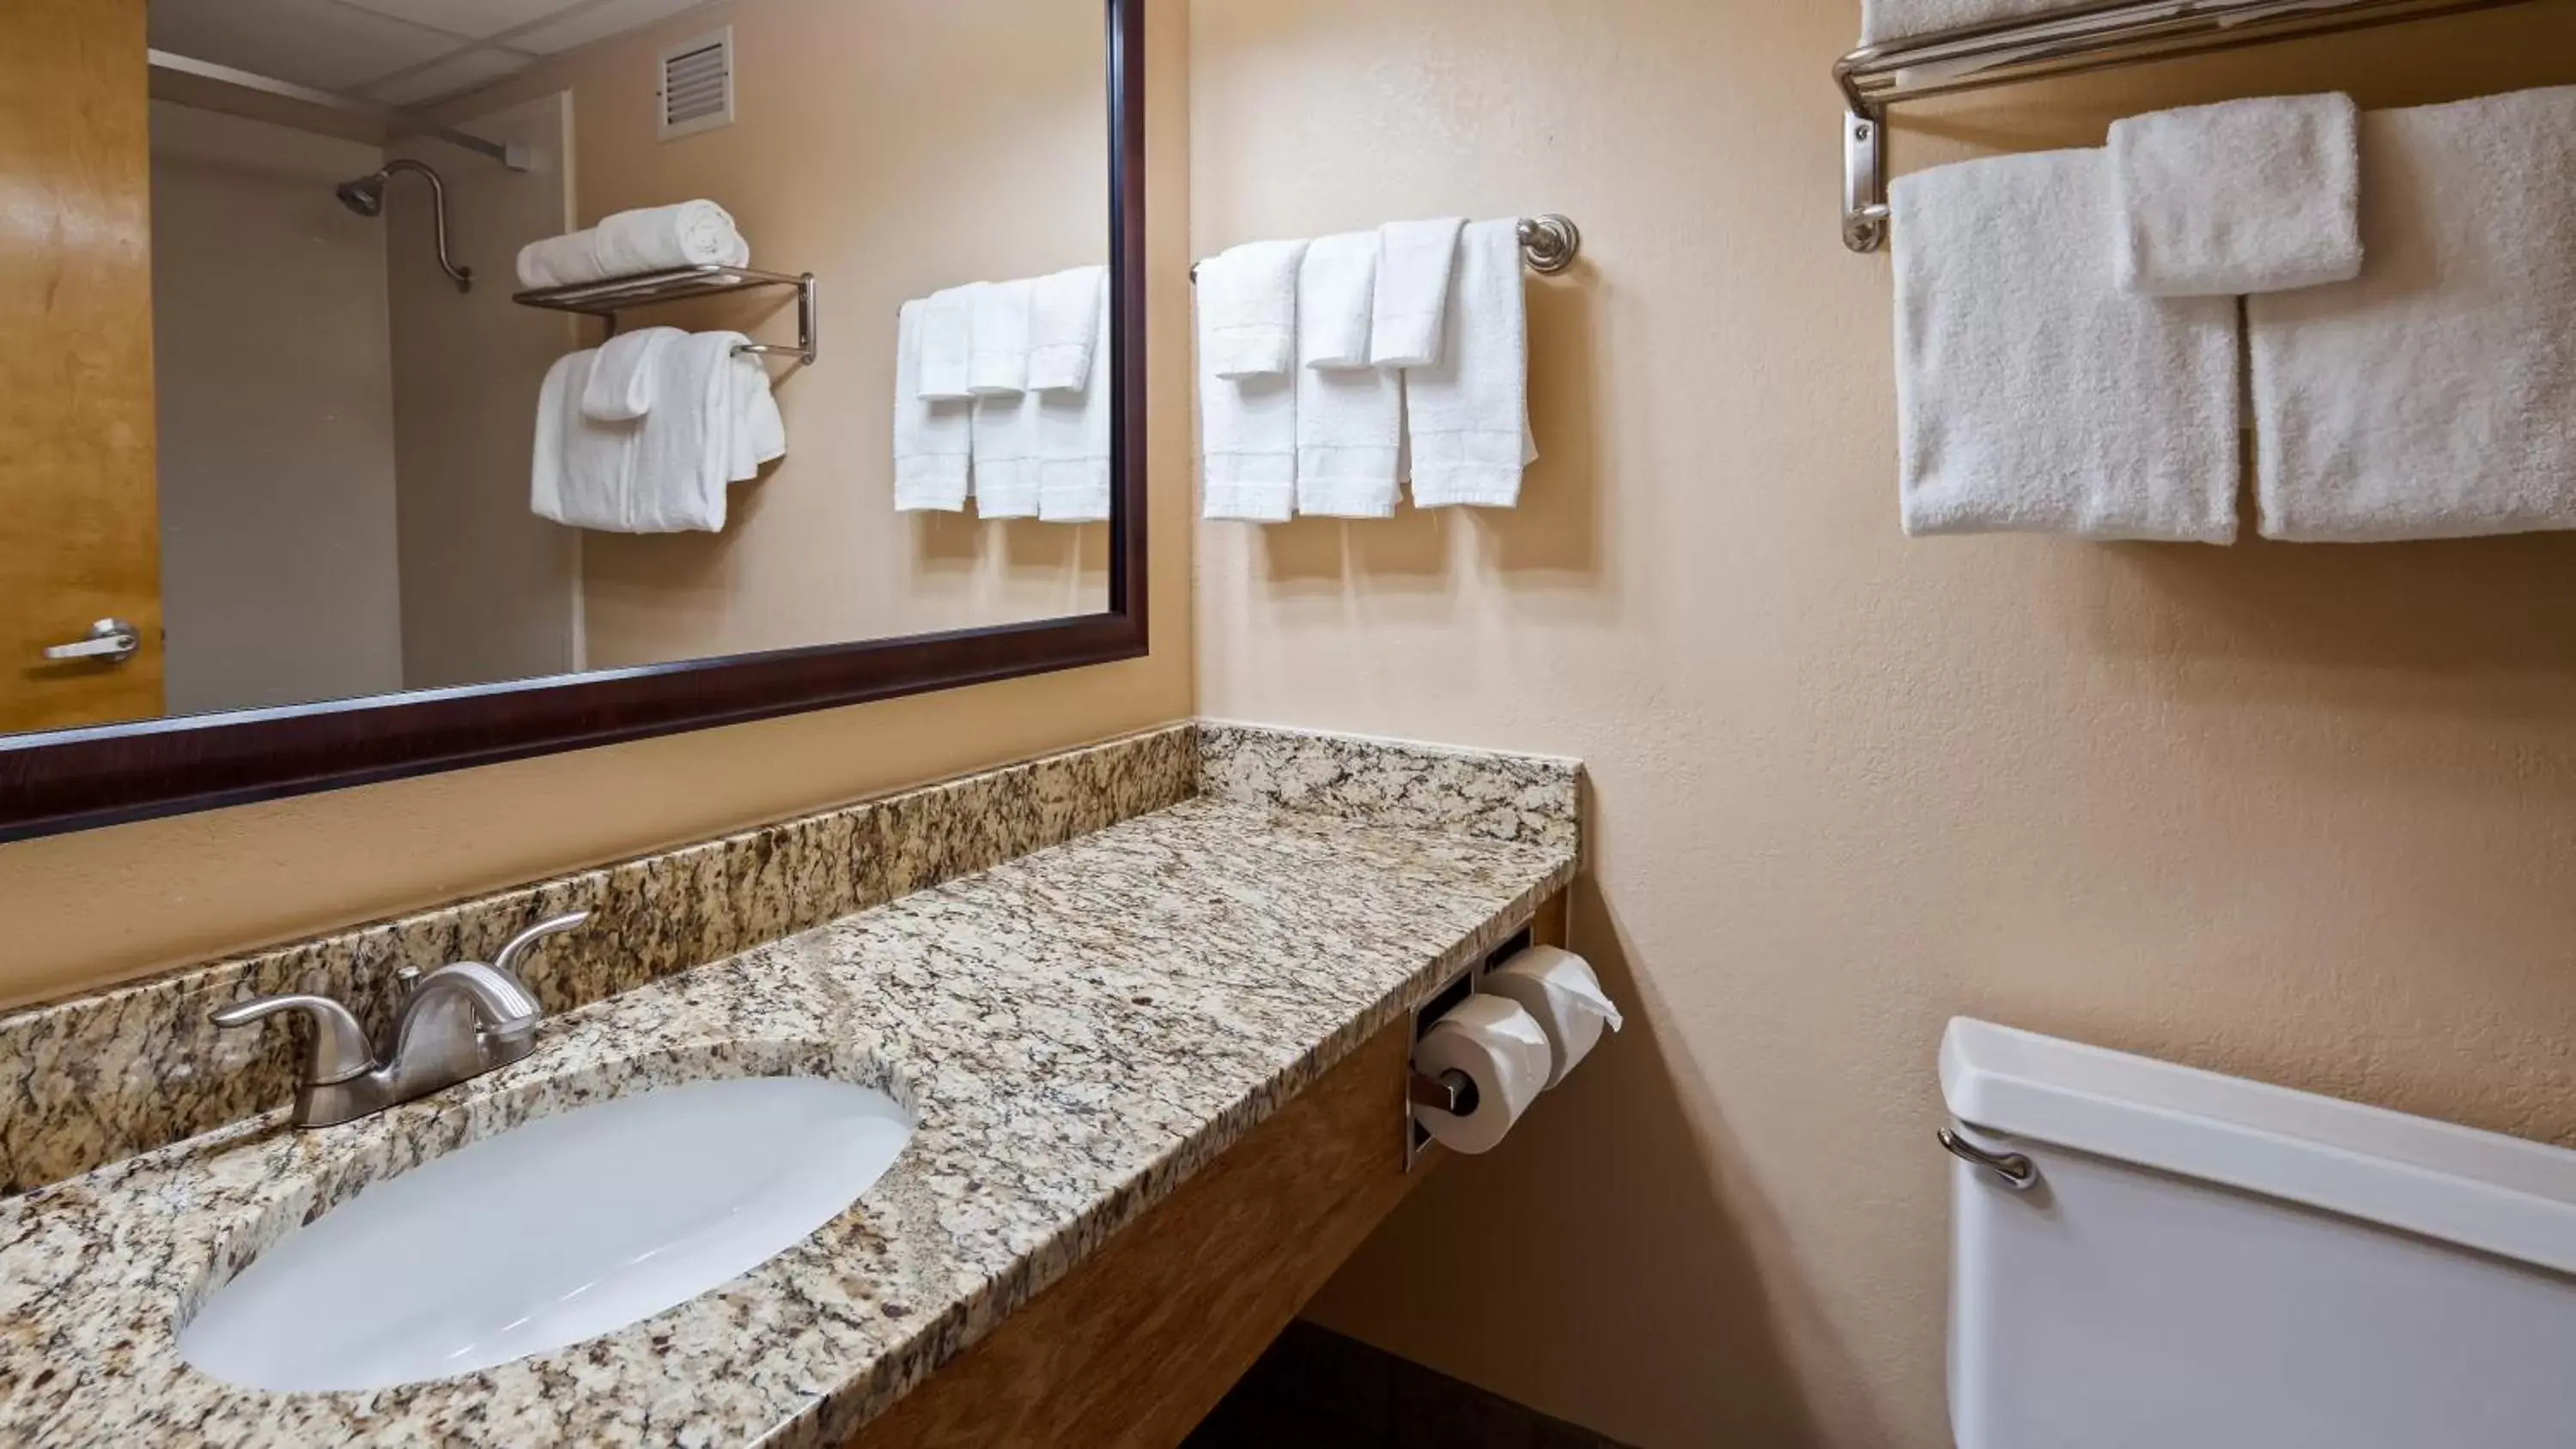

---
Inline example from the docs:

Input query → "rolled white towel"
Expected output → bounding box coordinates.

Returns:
[515,200,750,290]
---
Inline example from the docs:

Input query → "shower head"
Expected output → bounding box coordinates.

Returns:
[334,173,388,217]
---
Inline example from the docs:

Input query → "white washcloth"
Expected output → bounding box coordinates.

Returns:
[1298,232,1378,370]
[2111,93,2361,297]
[1296,233,1401,517]
[916,286,975,401]
[1028,265,1108,394]
[1198,239,1309,379]
[514,200,749,289]
[1038,285,1116,523]
[967,279,1035,397]
[532,349,635,529]
[973,389,1043,518]
[1370,217,1467,368]
[893,299,971,512]
[2250,86,2576,542]
[581,326,681,421]
[1199,293,1297,523]
[1406,218,1538,510]
[1893,148,2239,542]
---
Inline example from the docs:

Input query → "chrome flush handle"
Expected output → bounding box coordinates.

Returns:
[1939,1127,2038,1191]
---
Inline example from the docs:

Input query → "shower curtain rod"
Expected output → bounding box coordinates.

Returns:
[147,50,532,171]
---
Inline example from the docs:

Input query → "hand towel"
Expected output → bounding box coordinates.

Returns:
[729,349,786,483]
[580,326,682,421]
[1039,284,1116,523]
[967,279,1035,397]
[1406,218,1538,510]
[623,330,744,533]
[893,299,972,512]
[1296,233,1402,517]
[2249,86,2576,542]
[1028,264,1108,393]
[915,285,975,401]
[533,349,635,529]
[1199,293,1297,523]
[2111,93,2361,297]
[1892,147,2240,542]
[973,389,1043,518]
[1370,217,1467,368]
[514,200,750,290]
[1198,239,1309,379]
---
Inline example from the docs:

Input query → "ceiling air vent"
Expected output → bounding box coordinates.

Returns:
[658,28,733,140]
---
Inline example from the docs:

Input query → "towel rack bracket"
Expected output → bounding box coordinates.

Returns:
[512,264,819,366]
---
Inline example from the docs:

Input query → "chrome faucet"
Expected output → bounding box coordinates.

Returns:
[211,912,589,1128]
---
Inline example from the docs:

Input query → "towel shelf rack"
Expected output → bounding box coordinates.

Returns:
[512,264,819,366]
[1188,214,1583,282]
[1834,0,2549,253]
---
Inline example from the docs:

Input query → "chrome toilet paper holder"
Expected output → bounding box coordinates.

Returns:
[1406,922,1534,1171]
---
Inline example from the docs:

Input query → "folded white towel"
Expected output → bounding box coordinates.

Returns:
[581,326,681,421]
[1296,233,1401,518]
[621,330,745,533]
[1370,217,1467,368]
[533,349,635,529]
[2250,86,2576,542]
[967,279,1035,397]
[1038,288,1116,523]
[1199,239,1309,379]
[893,299,972,512]
[729,349,785,483]
[1893,148,2239,542]
[916,285,975,401]
[1298,232,1378,370]
[1199,294,1297,524]
[1028,264,1108,394]
[515,200,750,290]
[973,388,1043,518]
[1406,218,1537,510]
[2111,93,2361,298]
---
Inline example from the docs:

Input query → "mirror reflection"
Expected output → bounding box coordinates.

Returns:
[10,0,1111,736]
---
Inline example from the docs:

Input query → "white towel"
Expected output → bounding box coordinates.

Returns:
[730,349,786,483]
[1296,233,1402,518]
[514,200,749,290]
[1198,239,1309,379]
[532,349,636,529]
[622,330,745,533]
[893,299,972,512]
[967,279,1035,397]
[2250,86,2576,542]
[2111,94,2361,298]
[1406,218,1537,511]
[1860,0,2091,45]
[1370,217,1467,368]
[1038,284,1116,523]
[1892,148,2239,542]
[581,326,681,421]
[1028,265,1108,394]
[1199,294,1297,524]
[916,285,975,401]
[973,389,1043,518]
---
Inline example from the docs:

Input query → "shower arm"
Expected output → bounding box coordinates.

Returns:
[382,160,472,294]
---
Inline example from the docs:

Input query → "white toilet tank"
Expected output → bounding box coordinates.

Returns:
[1942,1017,2576,1449]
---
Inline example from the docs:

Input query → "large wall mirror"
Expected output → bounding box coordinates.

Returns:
[1,0,1145,840]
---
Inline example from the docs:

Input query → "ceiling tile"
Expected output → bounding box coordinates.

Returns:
[336,0,589,42]
[507,0,707,56]
[149,0,462,91]
[364,45,534,105]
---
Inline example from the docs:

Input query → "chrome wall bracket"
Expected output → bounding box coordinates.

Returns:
[1843,110,1890,254]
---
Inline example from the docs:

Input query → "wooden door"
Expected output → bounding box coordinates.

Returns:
[1,0,164,732]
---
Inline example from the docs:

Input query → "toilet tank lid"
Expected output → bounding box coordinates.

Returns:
[1941,1017,2576,1276]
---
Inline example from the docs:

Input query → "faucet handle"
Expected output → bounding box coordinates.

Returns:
[490,910,590,985]
[210,994,377,1086]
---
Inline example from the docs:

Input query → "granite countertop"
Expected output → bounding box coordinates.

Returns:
[0,794,1577,1447]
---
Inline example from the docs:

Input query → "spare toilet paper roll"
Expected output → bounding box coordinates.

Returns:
[1483,946,1625,1089]
[1411,995,1553,1155]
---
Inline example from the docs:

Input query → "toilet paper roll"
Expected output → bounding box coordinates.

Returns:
[1411,995,1553,1155]
[1483,946,1624,1089]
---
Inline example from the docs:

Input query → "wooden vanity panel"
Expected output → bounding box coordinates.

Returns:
[847,1015,1428,1449]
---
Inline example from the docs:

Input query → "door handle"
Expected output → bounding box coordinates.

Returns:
[40,619,141,664]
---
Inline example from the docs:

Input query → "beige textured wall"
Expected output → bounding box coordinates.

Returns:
[0,0,1190,1009]
[1188,4,2576,1446]
[149,102,405,716]
[471,0,1113,669]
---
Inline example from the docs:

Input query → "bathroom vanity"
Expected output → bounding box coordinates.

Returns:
[0,724,1582,1446]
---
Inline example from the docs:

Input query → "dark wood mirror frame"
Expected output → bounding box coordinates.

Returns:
[0,0,1148,846]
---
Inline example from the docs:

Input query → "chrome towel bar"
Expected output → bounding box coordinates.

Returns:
[1190,214,1583,282]
[513,264,820,367]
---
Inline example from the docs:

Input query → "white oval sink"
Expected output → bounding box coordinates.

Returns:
[179,1076,914,1391]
